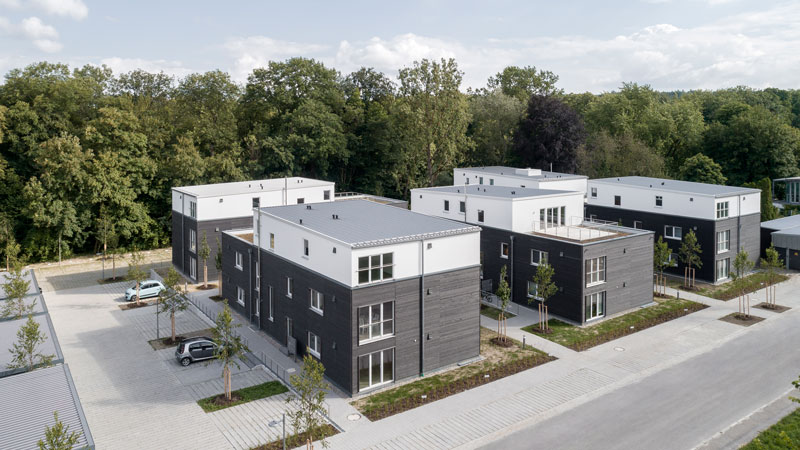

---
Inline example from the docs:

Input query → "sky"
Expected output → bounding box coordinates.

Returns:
[0,0,799,93]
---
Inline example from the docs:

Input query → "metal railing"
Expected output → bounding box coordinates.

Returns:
[481,291,520,316]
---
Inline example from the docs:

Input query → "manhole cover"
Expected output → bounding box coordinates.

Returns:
[614,347,625,352]
[347,414,361,421]
[286,368,296,373]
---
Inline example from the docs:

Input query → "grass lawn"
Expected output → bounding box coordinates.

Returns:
[250,424,339,450]
[351,327,554,421]
[522,296,707,351]
[197,381,288,413]
[674,272,788,301]
[742,408,800,450]
[480,304,516,320]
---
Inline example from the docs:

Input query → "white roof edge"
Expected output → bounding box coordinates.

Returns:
[588,178,759,198]
[172,178,335,198]
[412,187,582,201]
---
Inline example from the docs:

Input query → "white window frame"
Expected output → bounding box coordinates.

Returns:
[634,220,643,229]
[254,290,260,317]
[716,230,730,254]
[500,242,509,259]
[286,277,293,298]
[358,348,394,391]
[531,249,548,266]
[236,287,245,306]
[189,201,197,219]
[459,201,466,213]
[189,257,197,280]
[527,281,540,299]
[585,291,606,321]
[664,225,682,240]
[255,261,260,292]
[307,331,321,358]
[489,178,494,185]
[357,253,394,285]
[585,256,607,287]
[268,286,274,321]
[235,251,243,270]
[189,229,197,253]
[269,233,275,250]
[324,190,331,200]
[716,201,730,219]
[303,238,309,257]
[358,302,394,344]
[479,176,484,184]
[716,258,730,281]
[309,288,323,315]
[443,200,450,212]
[591,187,597,198]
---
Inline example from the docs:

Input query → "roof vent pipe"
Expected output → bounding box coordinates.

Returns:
[299,219,303,224]
[306,205,312,210]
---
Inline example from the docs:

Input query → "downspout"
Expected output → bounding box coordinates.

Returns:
[248,247,253,324]
[509,235,515,305]
[181,193,185,274]
[257,208,262,324]
[737,195,742,256]
[420,238,426,377]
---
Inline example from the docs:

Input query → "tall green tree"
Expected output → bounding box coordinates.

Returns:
[37,411,82,450]
[486,65,562,101]
[212,302,250,400]
[466,91,525,166]
[286,354,332,450]
[678,153,727,185]
[653,236,675,295]
[577,131,665,179]
[513,95,585,173]
[158,267,189,343]
[743,178,779,221]
[679,230,702,288]
[7,315,54,372]
[760,244,784,307]
[495,265,511,343]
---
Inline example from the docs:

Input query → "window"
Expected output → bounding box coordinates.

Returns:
[717,230,730,253]
[490,178,494,185]
[591,187,597,198]
[560,206,566,226]
[545,207,562,228]
[297,198,305,204]
[500,242,509,259]
[716,201,729,219]
[527,281,539,299]
[655,196,662,207]
[189,201,197,218]
[459,201,466,213]
[286,277,293,298]
[269,233,275,250]
[268,286,274,321]
[255,291,260,317]
[357,253,394,284]
[309,288,323,315]
[614,195,621,206]
[189,229,197,253]
[307,331,320,358]
[479,176,484,184]
[585,291,606,321]
[634,221,643,229]
[531,249,548,266]
[358,302,394,343]
[358,348,394,391]
[303,239,309,257]
[190,257,197,279]
[465,178,470,185]
[237,287,245,306]
[255,262,260,292]
[589,214,597,221]
[478,210,485,222]
[585,256,606,286]
[235,251,243,270]
[252,197,260,208]
[716,258,730,281]
[444,200,450,211]
[664,225,682,240]
[324,190,331,200]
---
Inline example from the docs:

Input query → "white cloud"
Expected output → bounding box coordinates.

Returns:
[223,36,328,82]
[0,15,61,52]
[100,57,195,78]
[0,0,88,19]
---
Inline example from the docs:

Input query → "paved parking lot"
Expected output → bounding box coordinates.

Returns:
[43,274,294,450]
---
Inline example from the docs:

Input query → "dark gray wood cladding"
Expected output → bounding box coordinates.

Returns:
[172,211,253,281]
[221,231,481,395]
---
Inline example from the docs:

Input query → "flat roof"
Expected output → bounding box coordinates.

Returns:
[173,177,334,198]
[261,199,480,248]
[458,166,587,181]
[590,176,760,197]
[0,364,94,450]
[413,185,579,200]
[762,214,800,230]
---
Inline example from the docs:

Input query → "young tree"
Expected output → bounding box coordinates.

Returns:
[495,265,511,343]
[1,260,34,319]
[732,249,755,317]
[653,236,675,296]
[7,315,54,372]
[38,411,82,450]
[287,354,332,450]
[215,237,223,297]
[760,244,784,307]
[679,230,702,288]
[0,212,19,271]
[126,248,147,305]
[212,303,249,401]
[531,263,558,332]
[158,267,189,343]
[199,231,210,289]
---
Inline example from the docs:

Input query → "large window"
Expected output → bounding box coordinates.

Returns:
[286,277,293,298]
[189,201,197,218]
[527,281,539,299]
[307,331,320,358]
[716,201,729,219]
[255,262,260,292]
[357,253,394,285]
[479,176,484,184]
[500,242,509,259]
[585,291,606,321]
[716,230,730,253]
[634,221,643,229]
[585,256,606,286]
[190,257,197,279]
[358,348,394,391]
[309,288,323,315]
[531,249,548,266]
[237,287,245,306]
[189,229,197,253]
[664,225,682,240]
[716,258,730,281]
[358,302,394,343]
[235,251,243,269]
[324,190,331,200]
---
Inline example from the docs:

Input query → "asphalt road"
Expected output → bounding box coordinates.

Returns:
[481,308,800,450]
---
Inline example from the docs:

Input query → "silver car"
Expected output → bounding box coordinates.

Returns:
[124,279,165,302]
[175,337,217,366]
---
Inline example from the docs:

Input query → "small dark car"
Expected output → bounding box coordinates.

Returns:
[175,337,217,366]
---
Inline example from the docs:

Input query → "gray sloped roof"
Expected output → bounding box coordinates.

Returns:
[262,199,480,248]
[0,364,94,449]
[590,176,760,197]
[414,185,578,199]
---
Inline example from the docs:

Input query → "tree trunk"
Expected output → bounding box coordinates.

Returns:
[112,254,116,280]
[426,142,434,187]
[218,274,222,297]
[204,263,208,289]
[171,311,176,342]
[136,281,141,306]
[58,231,62,264]
[225,366,231,400]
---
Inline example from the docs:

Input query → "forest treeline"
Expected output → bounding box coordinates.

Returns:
[1,58,799,262]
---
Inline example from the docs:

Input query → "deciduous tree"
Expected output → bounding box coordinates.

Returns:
[287,354,331,450]
[486,65,562,101]
[7,315,54,372]
[126,248,147,305]
[513,95,585,173]
[495,265,511,343]
[1,260,33,319]
[732,249,755,317]
[212,303,249,401]
[158,267,188,343]
[531,263,558,331]
[199,231,210,288]
[678,153,727,185]
[760,244,784,307]
[653,236,675,296]
[679,230,702,288]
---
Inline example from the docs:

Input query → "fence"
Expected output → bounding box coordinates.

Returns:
[481,291,519,316]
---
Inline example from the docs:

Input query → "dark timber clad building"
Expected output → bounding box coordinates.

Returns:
[221,199,482,395]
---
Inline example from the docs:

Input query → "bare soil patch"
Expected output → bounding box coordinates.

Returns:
[719,312,765,327]
[119,299,157,310]
[753,302,791,313]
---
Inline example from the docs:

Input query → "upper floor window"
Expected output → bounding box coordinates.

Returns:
[479,176,484,184]
[252,197,260,208]
[357,253,393,285]
[189,201,197,218]
[324,190,331,200]
[444,200,450,211]
[478,210,485,222]
[255,262,260,292]
[531,249,548,266]
[297,198,305,204]
[664,225,682,240]
[189,229,197,253]
[500,242,509,259]
[591,187,597,198]
[489,179,494,185]
[655,196,663,207]
[235,251,243,270]
[459,201,466,213]
[309,288,323,315]
[307,331,321,358]
[585,256,606,287]
[465,178,470,185]
[717,230,730,253]
[270,233,275,249]
[303,239,309,257]
[716,201,729,219]
[236,287,245,306]
[286,277,293,298]
[358,301,394,343]
[614,195,621,206]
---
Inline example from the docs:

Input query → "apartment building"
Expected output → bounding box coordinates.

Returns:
[453,166,588,193]
[411,185,654,325]
[171,177,335,281]
[220,199,481,395]
[585,176,761,283]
